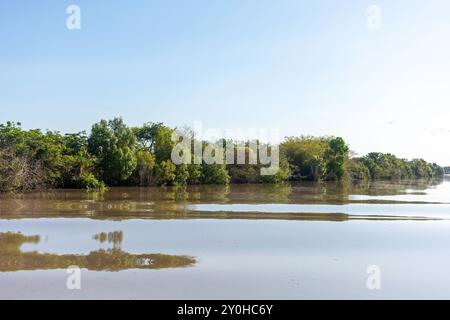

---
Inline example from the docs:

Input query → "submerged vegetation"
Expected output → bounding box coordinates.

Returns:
[0,119,444,192]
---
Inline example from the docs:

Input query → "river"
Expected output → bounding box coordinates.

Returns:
[1,178,450,299]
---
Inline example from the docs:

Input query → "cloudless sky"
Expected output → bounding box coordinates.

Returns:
[1,0,450,164]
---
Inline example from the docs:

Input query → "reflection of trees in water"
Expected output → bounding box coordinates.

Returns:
[226,184,292,204]
[93,231,123,249]
[286,178,443,204]
[0,232,195,272]
[350,178,442,196]
[1,178,445,220]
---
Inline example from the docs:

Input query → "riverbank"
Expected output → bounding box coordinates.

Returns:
[0,119,444,193]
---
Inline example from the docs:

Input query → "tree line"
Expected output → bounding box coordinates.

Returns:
[0,118,444,192]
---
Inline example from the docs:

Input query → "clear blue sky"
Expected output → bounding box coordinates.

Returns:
[1,0,450,164]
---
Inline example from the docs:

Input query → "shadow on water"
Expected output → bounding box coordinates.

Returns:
[0,231,196,272]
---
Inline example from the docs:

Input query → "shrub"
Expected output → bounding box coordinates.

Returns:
[155,160,176,186]
[129,150,155,186]
[175,163,189,185]
[201,164,230,185]
[260,159,291,184]
[0,148,45,192]
[187,164,202,184]
[72,173,107,191]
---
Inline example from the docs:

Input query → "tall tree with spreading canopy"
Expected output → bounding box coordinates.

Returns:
[88,118,137,185]
[323,137,349,180]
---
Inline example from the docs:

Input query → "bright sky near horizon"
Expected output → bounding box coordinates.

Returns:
[1,0,449,164]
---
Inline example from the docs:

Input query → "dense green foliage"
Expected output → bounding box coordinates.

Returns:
[281,136,349,181]
[349,153,443,180]
[88,118,137,185]
[0,119,444,192]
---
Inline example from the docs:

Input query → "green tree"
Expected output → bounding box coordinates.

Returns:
[88,118,137,185]
[175,163,189,185]
[201,164,230,185]
[129,150,156,186]
[347,158,370,180]
[155,160,176,186]
[61,132,97,187]
[260,159,291,184]
[281,136,328,181]
[134,123,175,163]
[187,164,202,184]
[323,137,349,180]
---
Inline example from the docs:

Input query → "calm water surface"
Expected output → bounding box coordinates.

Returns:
[1,178,450,299]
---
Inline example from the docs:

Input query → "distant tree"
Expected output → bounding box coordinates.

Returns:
[128,150,155,186]
[155,159,176,186]
[431,163,444,177]
[351,153,444,181]
[134,123,175,163]
[347,158,370,180]
[187,164,202,184]
[1,119,446,191]
[260,159,291,184]
[175,163,189,185]
[0,147,45,192]
[409,159,433,178]
[323,137,349,180]
[61,132,96,186]
[88,118,137,185]
[281,136,328,181]
[201,164,230,185]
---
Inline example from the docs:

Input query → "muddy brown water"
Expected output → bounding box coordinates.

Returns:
[1,178,450,299]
